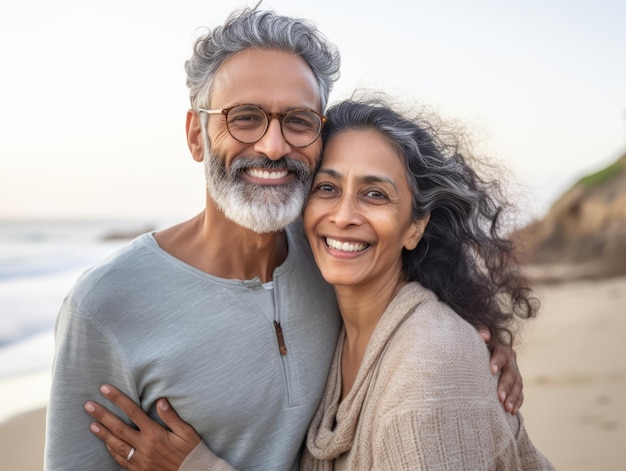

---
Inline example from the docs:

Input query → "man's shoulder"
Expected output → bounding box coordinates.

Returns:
[285,219,308,249]
[66,234,161,301]
[283,219,318,270]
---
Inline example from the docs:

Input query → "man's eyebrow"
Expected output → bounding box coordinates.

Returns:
[316,167,398,190]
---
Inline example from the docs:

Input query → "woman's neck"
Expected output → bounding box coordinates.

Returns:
[335,277,407,400]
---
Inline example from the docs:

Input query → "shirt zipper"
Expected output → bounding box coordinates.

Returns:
[273,321,288,355]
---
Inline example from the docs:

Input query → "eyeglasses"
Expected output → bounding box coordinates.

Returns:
[198,104,327,148]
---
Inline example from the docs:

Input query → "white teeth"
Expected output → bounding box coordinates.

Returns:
[325,237,368,252]
[247,169,288,180]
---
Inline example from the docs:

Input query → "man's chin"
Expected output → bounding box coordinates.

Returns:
[208,179,307,232]
[226,208,301,234]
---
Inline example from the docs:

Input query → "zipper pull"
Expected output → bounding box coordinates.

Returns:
[273,321,288,355]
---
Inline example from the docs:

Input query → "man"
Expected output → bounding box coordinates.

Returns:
[45,6,522,470]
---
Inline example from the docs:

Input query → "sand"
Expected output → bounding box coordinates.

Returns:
[0,407,45,470]
[2,276,625,470]
[516,274,626,469]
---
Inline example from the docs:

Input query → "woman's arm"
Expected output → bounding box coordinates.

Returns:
[84,385,235,471]
[373,318,543,470]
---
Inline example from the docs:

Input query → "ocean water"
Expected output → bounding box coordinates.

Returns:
[0,218,166,422]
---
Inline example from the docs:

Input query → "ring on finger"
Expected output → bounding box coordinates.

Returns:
[126,447,135,461]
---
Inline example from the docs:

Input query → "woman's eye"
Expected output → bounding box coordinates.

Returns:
[365,189,387,199]
[315,183,335,192]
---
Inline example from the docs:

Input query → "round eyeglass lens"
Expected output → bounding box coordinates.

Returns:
[281,110,322,147]
[225,106,267,143]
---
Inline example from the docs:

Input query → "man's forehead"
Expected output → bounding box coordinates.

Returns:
[210,49,321,111]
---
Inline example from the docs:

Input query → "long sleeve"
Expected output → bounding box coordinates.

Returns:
[178,442,237,471]
[373,400,552,470]
[45,291,137,470]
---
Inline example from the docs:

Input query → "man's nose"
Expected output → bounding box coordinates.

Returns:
[253,118,291,160]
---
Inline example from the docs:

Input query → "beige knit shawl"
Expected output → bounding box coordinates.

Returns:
[301,282,553,470]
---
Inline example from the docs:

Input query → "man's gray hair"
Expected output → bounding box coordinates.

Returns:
[185,5,341,111]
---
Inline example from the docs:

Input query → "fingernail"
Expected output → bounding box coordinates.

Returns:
[499,390,506,402]
[158,399,170,411]
[507,401,514,410]
[100,385,111,395]
[84,402,95,413]
[90,423,100,433]
[491,364,498,374]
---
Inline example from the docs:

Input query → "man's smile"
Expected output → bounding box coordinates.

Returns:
[246,168,290,180]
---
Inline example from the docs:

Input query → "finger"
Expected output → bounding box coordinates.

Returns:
[501,371,524,415]
[107,444,138,471]
[100,384,154,431]
[84,400,140,445]
[88,422,136,470]
[510,386,524,415]
[156,399,202,444]
[488,342,510,375]
[491,344,525,415]
[477,326,491,343]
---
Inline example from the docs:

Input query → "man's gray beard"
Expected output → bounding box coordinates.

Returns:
[202,131,315,234]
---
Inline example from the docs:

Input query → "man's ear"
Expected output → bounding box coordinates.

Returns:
[186,109,204,163]
[404,214,430,251]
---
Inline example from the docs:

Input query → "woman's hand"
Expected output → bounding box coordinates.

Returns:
[84,384,202,470]
[478,329,523,415]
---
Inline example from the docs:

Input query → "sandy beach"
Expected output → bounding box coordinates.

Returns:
[0,407,45,470]
[2,275,625,470]
[516,274,626,469]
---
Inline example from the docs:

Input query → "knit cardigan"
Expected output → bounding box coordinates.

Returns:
[300,282,554,470]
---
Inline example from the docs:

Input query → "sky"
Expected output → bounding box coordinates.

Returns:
[1,0,625,224]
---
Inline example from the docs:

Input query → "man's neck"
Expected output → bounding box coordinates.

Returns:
[155,204,288,283]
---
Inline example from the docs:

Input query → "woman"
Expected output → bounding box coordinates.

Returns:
[298,98,551,469]
[84,97,552,469]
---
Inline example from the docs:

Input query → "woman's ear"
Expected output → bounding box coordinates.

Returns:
[186,109,204,163]
[404,214,430,251]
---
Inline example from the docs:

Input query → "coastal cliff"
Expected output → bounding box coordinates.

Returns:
[513,153,626,281]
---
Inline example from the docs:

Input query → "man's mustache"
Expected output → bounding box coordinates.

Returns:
[229,156,311,179]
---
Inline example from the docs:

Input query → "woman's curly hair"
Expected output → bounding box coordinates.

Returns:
[322,95,539,346]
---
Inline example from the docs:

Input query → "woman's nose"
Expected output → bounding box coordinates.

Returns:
[329,194,362,228]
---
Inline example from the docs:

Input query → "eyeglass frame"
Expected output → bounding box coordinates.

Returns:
[197,104,327,148]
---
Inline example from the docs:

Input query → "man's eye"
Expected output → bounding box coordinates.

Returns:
[230,114,261,122]
[284,116,315,129]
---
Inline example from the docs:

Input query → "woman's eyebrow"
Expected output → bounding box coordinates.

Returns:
[316,168,341,178]
[316,167,398,190]
[360,175,397,190]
